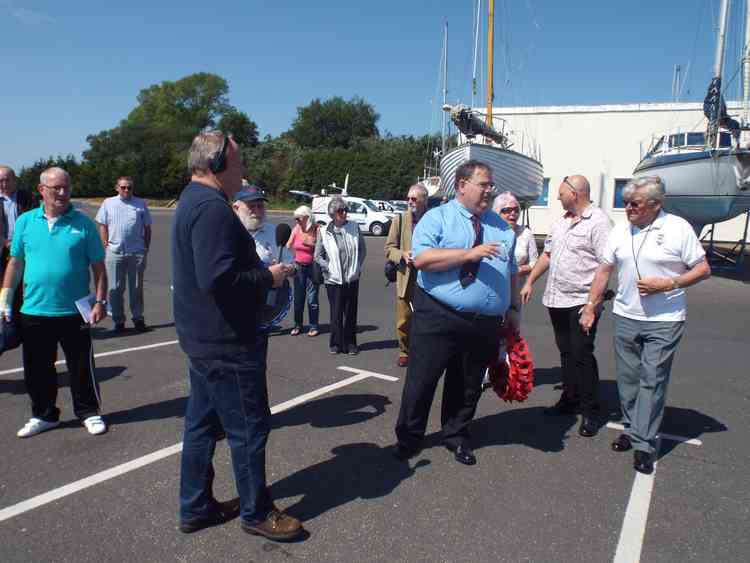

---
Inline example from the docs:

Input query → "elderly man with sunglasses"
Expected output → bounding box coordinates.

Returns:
[393,160,519,466]
[384,182,429,367]
[580,176,710,474]
[520,175,611,438]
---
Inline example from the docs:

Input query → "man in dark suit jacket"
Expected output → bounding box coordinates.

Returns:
[384,183,428,367]
[0,166,35,264]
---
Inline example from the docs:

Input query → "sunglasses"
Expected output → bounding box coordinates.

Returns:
[500,206,520,214]
[407,197,420,202]
[562,176,577,193]
[623,200,647,209]
[335,208,348,214]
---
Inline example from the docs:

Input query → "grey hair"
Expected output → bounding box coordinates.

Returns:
[0,165,16,179]
[40,167,70,186]
[328,196,347,218]
[188,130,226,174]
[622,176,666,203]
[407,183,428,199]
[492,191,519,213]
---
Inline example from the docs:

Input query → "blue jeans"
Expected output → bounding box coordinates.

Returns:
[179,336,273,525]
[105,250,147,325]
[293,262,319,329]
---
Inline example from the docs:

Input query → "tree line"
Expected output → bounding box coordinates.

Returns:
[17,72,442,202]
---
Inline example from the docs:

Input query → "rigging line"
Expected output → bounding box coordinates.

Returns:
[678,0,707,100]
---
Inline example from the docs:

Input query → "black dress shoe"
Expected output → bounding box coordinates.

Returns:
[179,498,241,533]
[578,416,599,437]
[633,451,654,475]
[544,398,580,416]
[392,442,419,461]
[452,445,477,466]
[611,434,632,452]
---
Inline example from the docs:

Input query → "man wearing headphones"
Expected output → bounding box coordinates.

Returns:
[172,131,301,541]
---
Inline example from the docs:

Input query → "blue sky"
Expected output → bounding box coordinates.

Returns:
[1,0,746,171]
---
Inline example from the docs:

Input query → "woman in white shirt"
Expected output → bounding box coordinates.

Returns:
[493,192,537,276]
[493,192,537,327]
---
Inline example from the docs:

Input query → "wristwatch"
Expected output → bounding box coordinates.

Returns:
[95,299,108,306]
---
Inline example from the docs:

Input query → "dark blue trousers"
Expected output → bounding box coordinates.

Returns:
[179,335,273,525]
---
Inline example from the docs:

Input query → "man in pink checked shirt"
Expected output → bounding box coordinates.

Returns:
[520,174,611,438]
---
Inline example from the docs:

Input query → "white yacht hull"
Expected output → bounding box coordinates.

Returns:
[634,149,750,231]
[439,143,544,203]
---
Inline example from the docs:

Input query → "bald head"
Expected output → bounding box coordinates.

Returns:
[558,174,592,215]
[565,175,590,198]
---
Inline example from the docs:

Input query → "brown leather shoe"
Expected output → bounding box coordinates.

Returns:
[179,498,240,534]
[397,356,408,367]
[241,508,303,542]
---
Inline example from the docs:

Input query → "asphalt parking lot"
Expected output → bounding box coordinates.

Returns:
[0,208,748,563]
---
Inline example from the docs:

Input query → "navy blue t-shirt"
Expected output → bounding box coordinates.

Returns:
[172,182,273,358]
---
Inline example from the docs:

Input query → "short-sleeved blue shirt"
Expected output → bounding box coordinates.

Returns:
[412,199,517,315]
[11,205,105,316]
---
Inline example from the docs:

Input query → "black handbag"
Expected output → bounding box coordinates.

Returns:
[310,262,324,286]
[0,318,21,356]
[384,260,398,284]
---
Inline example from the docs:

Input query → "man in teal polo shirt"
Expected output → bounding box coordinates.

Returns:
[0,167,109,438]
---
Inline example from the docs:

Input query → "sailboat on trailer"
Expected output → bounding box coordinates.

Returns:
[633,0,750,233]
[438,0,543,204]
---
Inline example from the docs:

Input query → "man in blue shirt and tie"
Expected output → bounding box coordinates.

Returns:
[394,160,520,466]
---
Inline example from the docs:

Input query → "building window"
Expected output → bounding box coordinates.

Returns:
[531,178,550,207]
[613,178,631,209]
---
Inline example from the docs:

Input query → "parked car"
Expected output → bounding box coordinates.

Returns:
[311,195,393,236]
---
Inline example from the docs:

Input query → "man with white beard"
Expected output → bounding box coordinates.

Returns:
[232,184,291,265]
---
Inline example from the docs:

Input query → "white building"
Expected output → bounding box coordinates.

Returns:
[493,101,750,242]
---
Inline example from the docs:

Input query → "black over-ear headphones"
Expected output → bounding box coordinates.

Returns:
[209,134,229,174]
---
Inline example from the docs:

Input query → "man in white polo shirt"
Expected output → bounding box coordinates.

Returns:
[95,177,152,333]
[580,175,710,475]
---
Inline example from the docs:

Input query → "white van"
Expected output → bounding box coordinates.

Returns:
[311,196,393,236]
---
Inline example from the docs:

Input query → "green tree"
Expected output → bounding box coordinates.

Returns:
[288,96,379,149]
[218,109,259,147]
[17,155,81,203]
[81,73,258,197]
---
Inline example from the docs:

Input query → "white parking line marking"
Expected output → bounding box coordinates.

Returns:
[337,366,400,382]
[606,422,703,446]
[0,368,398,523]
[613,462,658,563]
[611,417,706,563]
[0,340,180,376]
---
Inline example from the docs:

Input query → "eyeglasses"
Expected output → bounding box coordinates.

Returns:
[247,202,265,209]
[562,176,577,193]
[464,179,495,191]
[43,184,70,193]
[500,206,520,214]
[407,197,420,202]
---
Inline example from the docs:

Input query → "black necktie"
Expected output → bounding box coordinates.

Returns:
[0,198,7,241]
[459,215,482,287]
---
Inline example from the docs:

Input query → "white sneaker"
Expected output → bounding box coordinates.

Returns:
[83,415,107,436]
[17,417,60,438]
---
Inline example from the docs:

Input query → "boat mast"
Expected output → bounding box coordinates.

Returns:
[743,0,750,125]
[485,0,494,128]
[441,21,448,156]
[708,0,730,147]
[472,0,482,109]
